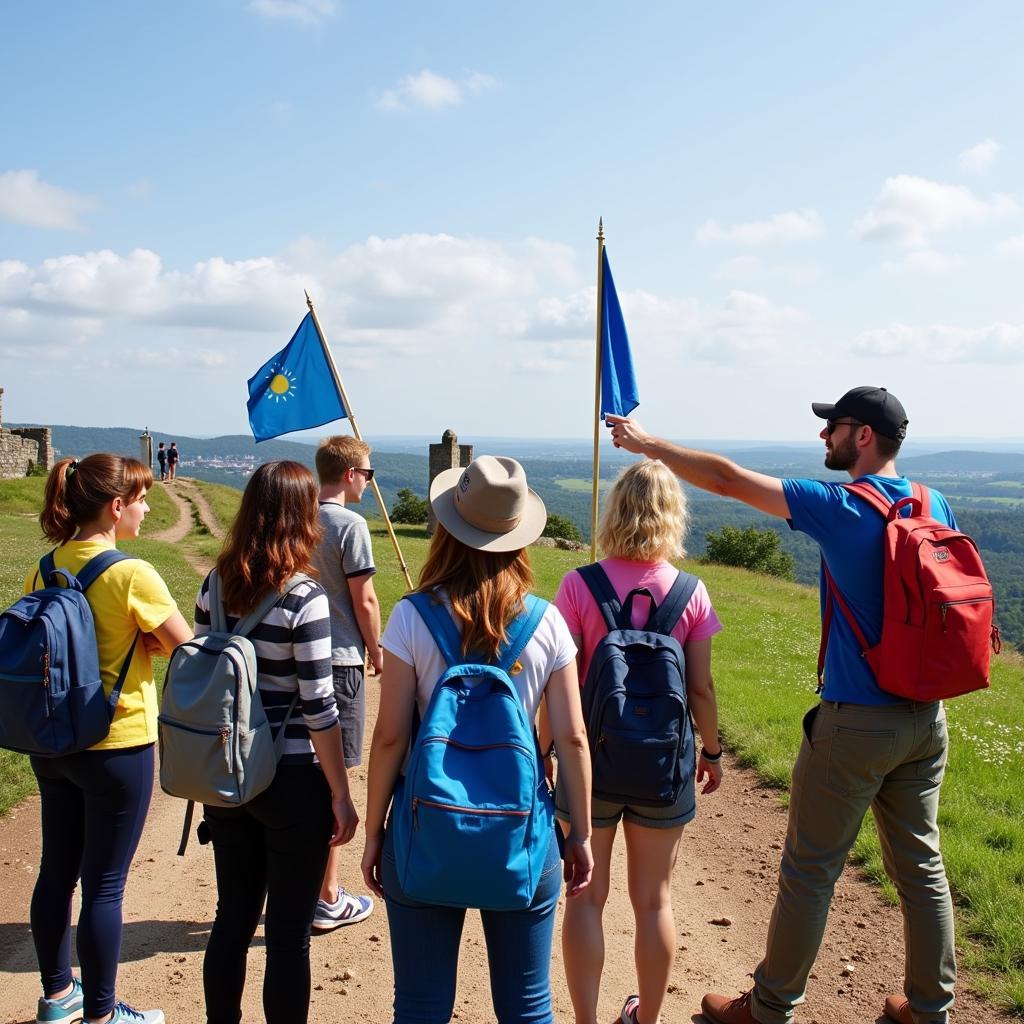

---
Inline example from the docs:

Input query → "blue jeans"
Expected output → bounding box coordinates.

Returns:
[382,824,562,1024]
[30,744,154,1020]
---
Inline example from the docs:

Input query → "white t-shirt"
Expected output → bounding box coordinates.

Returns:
[381,595,577,720]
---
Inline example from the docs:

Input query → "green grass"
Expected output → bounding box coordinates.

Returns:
[3,482,1024,1012]
[191,479,242,534]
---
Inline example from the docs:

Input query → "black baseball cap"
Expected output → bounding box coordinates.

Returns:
[811,386,909,440]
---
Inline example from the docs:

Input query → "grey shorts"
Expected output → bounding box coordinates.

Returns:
[332,665,365,767]
[554,772,696,830]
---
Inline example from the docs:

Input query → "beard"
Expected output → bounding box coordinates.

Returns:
[824,433,859,472]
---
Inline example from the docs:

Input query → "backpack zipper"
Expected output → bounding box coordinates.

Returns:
[423,737,531,754]
[412,796,529,831]
[940,597,992,630]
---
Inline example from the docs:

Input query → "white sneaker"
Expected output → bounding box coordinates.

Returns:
[312,886,374,931]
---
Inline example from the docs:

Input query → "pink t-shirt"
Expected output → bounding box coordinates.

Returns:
[553,558,723,683]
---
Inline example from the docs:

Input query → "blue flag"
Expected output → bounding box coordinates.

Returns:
[600,249,639,419]
[247,312,347,442]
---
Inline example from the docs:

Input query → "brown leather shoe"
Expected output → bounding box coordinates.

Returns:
[883,994,913,1024]
[701,988,758,1024]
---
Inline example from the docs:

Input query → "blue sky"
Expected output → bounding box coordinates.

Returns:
[2,1,1023,442]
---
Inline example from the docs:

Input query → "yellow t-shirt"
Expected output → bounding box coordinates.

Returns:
[23,541,178,750]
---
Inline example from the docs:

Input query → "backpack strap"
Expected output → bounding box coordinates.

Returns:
[648,571,700,636]
[576,563,624,632]
[843,480,931,521]
[405,591,463,668]
[496,596,548,673]
[207,570,228,634]
[816,558,874,692]
[230,574,314,639]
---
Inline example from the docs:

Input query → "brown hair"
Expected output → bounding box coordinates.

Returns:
[315,435,371,485]
[417,524,534,660]
[215,461,322,615]
[874,431,903,461]
[40,454,153,545]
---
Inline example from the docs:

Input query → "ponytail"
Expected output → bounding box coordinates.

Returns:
[40,454,153,545]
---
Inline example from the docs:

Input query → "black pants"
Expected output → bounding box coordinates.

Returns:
[202,764,333,1024]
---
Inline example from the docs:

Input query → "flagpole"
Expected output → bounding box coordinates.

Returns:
[590,219,605,563]
[304,291,415,593]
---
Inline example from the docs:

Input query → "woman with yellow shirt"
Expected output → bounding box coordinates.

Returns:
[26,454,192,1024]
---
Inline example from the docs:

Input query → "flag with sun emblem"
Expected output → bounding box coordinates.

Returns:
[246,312,347,442]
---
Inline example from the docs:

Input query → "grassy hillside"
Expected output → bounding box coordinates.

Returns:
[2,479,1023,1011]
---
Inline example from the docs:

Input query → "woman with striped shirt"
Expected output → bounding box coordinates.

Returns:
[194,461,357,1024]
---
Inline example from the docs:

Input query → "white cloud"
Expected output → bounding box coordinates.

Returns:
[855,175,1017,245]
[852,322,1024,363]
[247,0,334,24]
[376,69,498,111]
[996,234,1024,256]
[958,139,1001,173]
[0,169,97,230]
[695,209,824,246]
[881,249,963,275]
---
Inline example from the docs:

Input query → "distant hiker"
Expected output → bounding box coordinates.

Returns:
[360,455,594,1024]
[156,441,167,481]
[549,459,724,1024]
[310,435,380,932]
[22,454,192,1024]
[609,387,965,1024]
[194,461,357,1024]
[166,441,179,481]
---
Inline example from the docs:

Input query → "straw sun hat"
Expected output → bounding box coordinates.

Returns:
[429,455,547,553]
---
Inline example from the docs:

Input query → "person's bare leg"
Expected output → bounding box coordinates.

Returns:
[623,821,685,1024]
[319,844,340,903]
[561,822,617,1024]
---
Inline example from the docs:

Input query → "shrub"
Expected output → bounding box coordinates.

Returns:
[543,513,583,544]
[703,525,796,580]
[391,488,429,524]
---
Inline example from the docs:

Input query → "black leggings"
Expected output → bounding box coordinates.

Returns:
[202,764,334,1024]
[30,744,154,1019]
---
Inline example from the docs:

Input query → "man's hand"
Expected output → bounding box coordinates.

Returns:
[605,414,653,455]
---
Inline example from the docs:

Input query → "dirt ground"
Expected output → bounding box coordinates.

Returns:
[0,685,998,1024]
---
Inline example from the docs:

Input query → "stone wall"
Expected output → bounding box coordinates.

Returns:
[0,386,55,479]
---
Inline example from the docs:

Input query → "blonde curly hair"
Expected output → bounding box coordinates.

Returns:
[597,460,689,562]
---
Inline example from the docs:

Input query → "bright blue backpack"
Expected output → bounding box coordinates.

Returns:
[390,591,555,911]
[578,563,698,807]
[0,550,140,757]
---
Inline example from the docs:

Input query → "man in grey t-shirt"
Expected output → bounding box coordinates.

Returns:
[310,435,382,931]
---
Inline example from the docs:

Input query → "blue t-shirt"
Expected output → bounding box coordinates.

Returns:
[782,475,957,705]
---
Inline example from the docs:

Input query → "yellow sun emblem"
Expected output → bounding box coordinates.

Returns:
[265,367,297,403]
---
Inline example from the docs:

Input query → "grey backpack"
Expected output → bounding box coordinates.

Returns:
[159,571,310,853]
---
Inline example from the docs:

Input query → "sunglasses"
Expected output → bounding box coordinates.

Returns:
[350,467,375,481]
[825,418,862,436]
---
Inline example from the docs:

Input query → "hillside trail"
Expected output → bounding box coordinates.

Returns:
[148,477,221,576]
[0,676,997,1024]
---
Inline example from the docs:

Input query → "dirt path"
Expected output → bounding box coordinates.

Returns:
[148,478,220,578]
[0,678,997,1024]
[173,480,225,542]
[150,483,193,544]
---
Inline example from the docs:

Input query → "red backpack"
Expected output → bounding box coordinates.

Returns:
[818,481,1000,701]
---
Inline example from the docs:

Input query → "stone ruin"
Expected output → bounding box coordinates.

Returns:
[427,429,473,535]
[0,387,54,479]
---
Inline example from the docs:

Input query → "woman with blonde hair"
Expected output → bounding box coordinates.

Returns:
[361,455,593,1023]
[552,458,724,1024]
[194,460,357,1024]
[25,454,192,1024]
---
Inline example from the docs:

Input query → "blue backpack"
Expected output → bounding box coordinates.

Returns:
[578,563,698,807]
[0,550,140,757]
[390,591,555,911]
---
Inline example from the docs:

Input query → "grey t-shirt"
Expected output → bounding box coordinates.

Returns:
[311,501,376,666]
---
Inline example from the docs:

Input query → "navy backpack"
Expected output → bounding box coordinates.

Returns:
[578,563,698,807]
[0,550,139,757]
[390,591,555,911]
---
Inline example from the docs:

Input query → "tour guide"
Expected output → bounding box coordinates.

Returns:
[608,386,956,1024]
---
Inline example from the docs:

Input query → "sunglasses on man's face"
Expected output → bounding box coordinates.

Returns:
[825,418,862,436]
[351,467,375,481]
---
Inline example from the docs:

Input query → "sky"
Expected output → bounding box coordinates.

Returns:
[2,1,1024,443]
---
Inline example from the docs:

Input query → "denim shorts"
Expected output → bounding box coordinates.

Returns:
[554,771,696,829]
[332,664,365,767]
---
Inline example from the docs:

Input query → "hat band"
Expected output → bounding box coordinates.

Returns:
[455,489,522,535]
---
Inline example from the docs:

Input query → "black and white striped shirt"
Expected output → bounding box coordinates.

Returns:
[194,575,337,765]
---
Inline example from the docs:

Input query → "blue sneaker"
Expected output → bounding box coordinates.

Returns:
[35,977,84,1024]
[104,1003,165,1023]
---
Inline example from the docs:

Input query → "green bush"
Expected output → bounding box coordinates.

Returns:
[703,524,796,581]
[542,513,583,543]
[391,488,429,524]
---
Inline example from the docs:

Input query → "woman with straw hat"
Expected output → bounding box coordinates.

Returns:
[361,455,593,1024]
